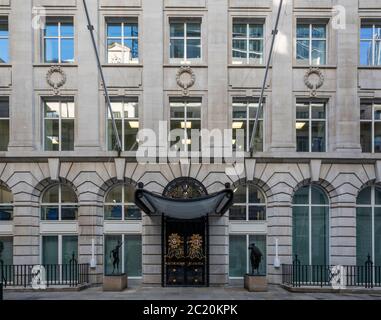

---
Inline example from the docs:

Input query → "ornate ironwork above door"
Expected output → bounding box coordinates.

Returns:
[163,177,207,199]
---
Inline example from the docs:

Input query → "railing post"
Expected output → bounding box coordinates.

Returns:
[293,254,300,287]
[365,255,374,289]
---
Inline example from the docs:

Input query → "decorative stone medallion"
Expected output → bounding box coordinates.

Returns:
[176,66,196,96]
[46,66,67,95]
[304,67,324,97]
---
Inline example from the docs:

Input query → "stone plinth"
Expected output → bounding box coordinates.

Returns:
[103,274,128,292]
[244,275,268,292]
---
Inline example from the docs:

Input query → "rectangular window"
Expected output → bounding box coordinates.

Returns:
[0,98,9,151]
[107,19,139,64]
[232,98,264,152]
[361,101,381,153]
[0,237,13,265]
[42,235,78,265]
[230,184,266,221]
[107,97,139,152]
[296,101,327,152]
[0,17,9,63]
[232,21,264,64]
[43,98,75,151]
[229,234,266,277]
[170,98,201,152]
[360,23,381,66]
[104,234,142,277]
[296,23,327,65]
[43,18,74,63]
[170,20,201,61]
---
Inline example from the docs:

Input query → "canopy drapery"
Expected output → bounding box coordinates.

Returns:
[134,188,234,219]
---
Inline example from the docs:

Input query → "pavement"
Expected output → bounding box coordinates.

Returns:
[3,285,381,300]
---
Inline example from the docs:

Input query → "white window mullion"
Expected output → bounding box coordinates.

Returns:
[58,184,61,221]
[373,25,376,66]
[309,186,312,265]
[372,187,375,263]
[58,235,63,265]
[184,23,187,61]
[58,22,61,63]
[373,103,375,154]
[122,184,125,220]
[122,234,125,274]
[246,24,250,64]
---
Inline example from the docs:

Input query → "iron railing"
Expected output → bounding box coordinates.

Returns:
[0,263,90,289]
[282,255,381,289]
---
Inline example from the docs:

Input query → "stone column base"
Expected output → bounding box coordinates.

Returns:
[244,275,268,292]
[103,274,128,292]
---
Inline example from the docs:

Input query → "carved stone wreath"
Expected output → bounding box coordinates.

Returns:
[176,66,196,96]
[46,66,67,95]
[304,68,324,97]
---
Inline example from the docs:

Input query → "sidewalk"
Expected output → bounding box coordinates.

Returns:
[3,285,381,300]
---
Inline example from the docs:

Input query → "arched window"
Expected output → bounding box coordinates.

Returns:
[41,184,78,221]
[104,184,141,220]
[0,184,13,221]
[230,184,266,221]
[292,185,329,265]
[356,186,381,266]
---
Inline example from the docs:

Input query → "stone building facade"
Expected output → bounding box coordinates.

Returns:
[0,0,381,287]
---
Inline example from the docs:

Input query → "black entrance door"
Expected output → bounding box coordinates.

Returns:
[163,217,208,287]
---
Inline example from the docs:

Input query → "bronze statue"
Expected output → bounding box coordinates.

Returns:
[248,243,263,275]
[0,240,3,265]
[110,240,123,274]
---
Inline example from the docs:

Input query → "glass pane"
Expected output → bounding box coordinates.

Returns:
[0,20,8,37]
[356,207,372,266]
[61,206,78,220]
[375,186,381,205]
[61,120,74,151]
[0,38,9,63]
[0,237,13,265]
[0,185,12,203]
[233,104,247,118]
[360,26,373,39]
[62,236,78,264]
[44,101,60,118]
[376,40,381,66]
[311,206,328,265]
[44,23,58,37]
[296,103,309,119]
[125,205,141,220]
[357,187,371,205]
[233,24,246,38]
[311,186,328,205]
[0,120,9,151]
[229,206,246,220]
[107,23,122,37]
[232,40,247,58]
[296,40,309,61]
[124,121,139,151]
[187,23,201,38]
[61,185,77,203]
[296,121,309,152]
[249,25,263,38]
[233,121,246,151]
[124,39,139,61]
[249,120,263,152]
[44,38,59,63]
[124,23,138,37]
[311,121,326,152]
[0,206,12,221]
[124,235,142,276]
[248,235,266,275]
[61,39,74,63]
[360,41,373,65]
[234,185,246,203]
[375,122,381,153]
[41,206,59,220]
[104,235,122,275]
[360,122,372,153]
[360,103,372,120]
[229,235,247,277]
[312,25,326,38]
[292,206,309,265]
[297,24,310,38]
[61,101,75,118]
[42,236,58,265]
[311,40,326,65]
[170,105,185,119]
[187,105,201,119]
[43,185,59,203]
[375,208,381,266]
[187,39,201,59]
[248,206,266,221]
[107,119,122,151]
[106,185,123,203]
[60,23,74,37]
[170,23,184,37]
[104,205,122,220]
[249,40,263,63]
[249,185,265,203]
[124,184,135,203]
[375,104,381,120]
[107,39,123,64]
[124,102,139,119]
[170,39,184,59]
[311,104,325,119]
[293,186,309,204]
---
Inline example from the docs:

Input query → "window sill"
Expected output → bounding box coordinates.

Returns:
[33,63,78,67]
[102,63,143,68]
[228,64,267,68]
[164,62,208,68]
[293,64,337,69]
[358,66,381,70]
[0,64,12,68]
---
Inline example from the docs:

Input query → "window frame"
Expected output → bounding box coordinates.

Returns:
[296,23,328,66]
[42,18,75,64]
[40,184,78,221]
[0,16,9,64]
[169,20,202,63]
[40,234,78,265]
[360,101,381,153]
[106,19,139,64]
[0,97,10,152]
[296,100,327,153]
[360,23,381,66]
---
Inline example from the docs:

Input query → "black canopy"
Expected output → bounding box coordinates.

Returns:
[134,188,234,219]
